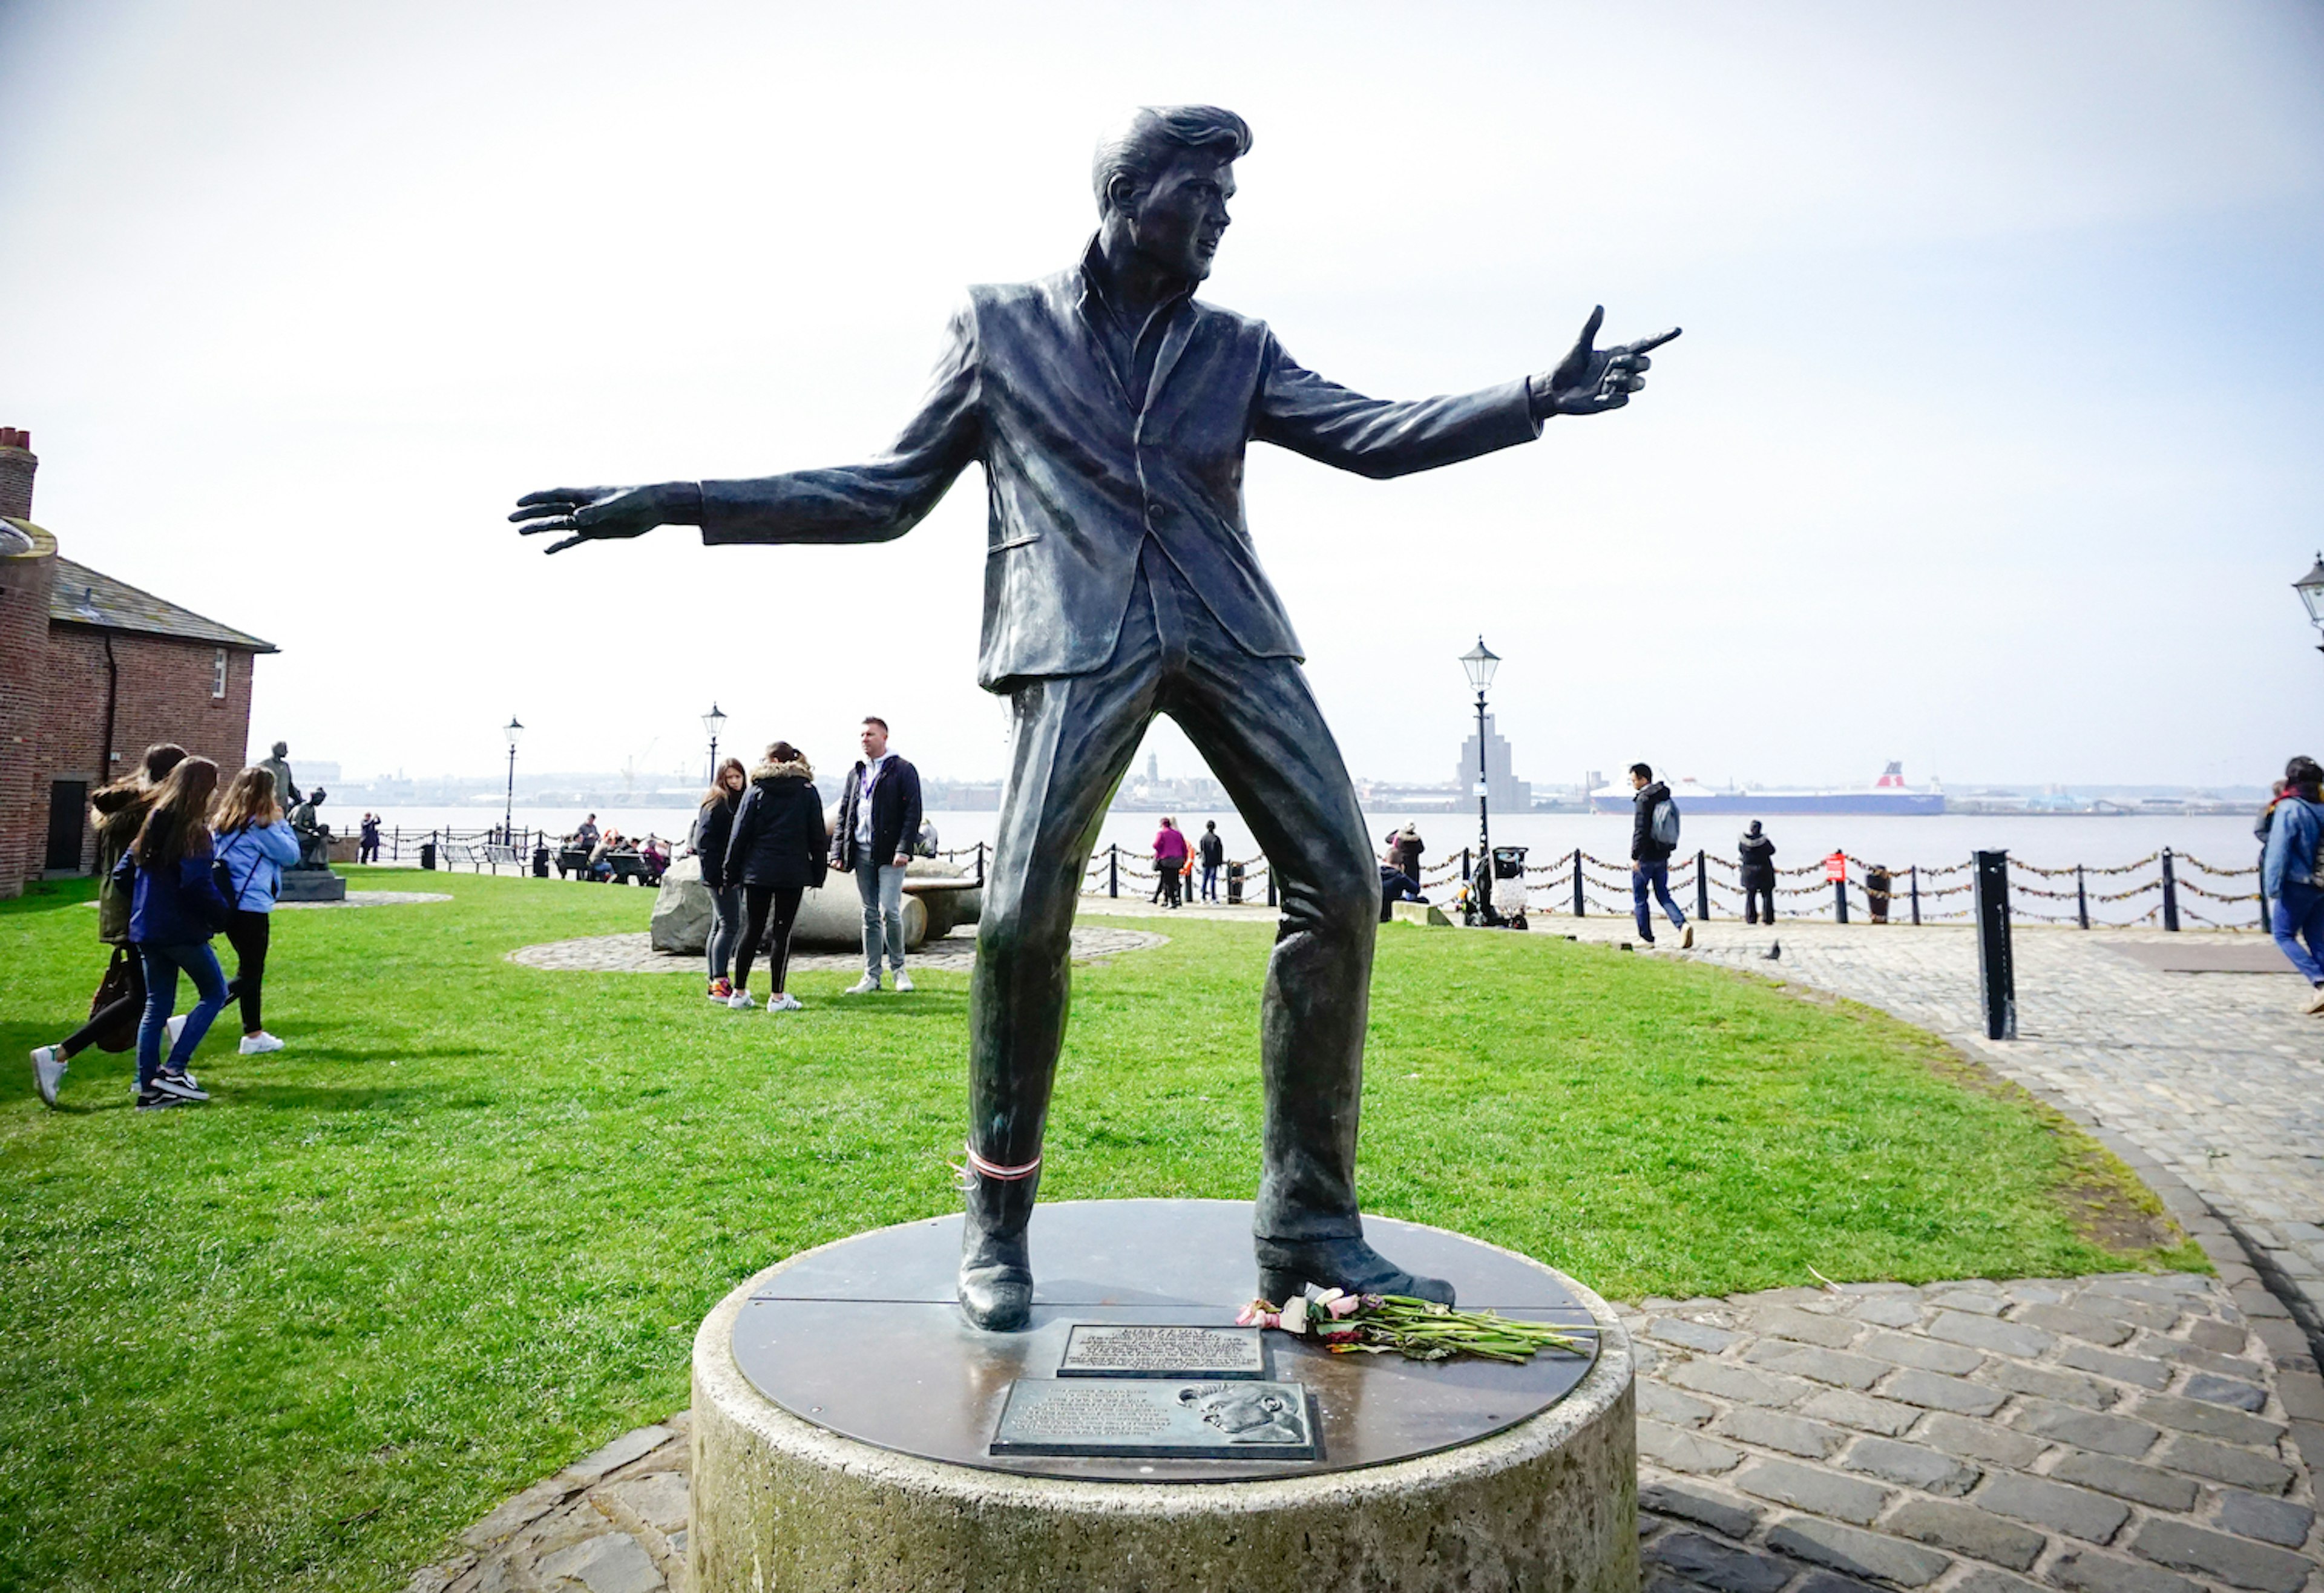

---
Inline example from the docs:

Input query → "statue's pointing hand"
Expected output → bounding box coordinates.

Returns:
[511,482,698,554]
[1530,307,1681,418]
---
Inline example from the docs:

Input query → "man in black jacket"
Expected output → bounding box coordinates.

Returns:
[831,717,924,994]
[1629,763,1693,950]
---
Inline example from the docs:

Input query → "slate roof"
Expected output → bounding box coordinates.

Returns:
[47,556,278,653]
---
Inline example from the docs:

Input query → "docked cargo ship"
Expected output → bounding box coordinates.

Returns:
[1588,763,1945,816]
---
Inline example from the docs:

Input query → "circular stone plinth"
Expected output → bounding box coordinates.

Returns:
[505,925,1166,974]
[692,1199,1635,1592]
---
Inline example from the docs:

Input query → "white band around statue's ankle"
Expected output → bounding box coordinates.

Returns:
[963,1143,1040,1181]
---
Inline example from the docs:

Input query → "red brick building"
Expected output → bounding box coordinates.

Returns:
[0,429,277,897]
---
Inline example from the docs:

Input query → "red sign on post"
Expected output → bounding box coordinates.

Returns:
[1824,852,1848,883]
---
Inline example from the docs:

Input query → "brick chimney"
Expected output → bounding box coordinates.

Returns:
[0,428,34,521]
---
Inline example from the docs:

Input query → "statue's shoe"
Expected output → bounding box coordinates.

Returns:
[959,1261,1034,1331]
[1255,1236,1456,1307]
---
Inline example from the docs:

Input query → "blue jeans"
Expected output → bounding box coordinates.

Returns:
[1200,861,1219,900]
[856,861,907,972]
[2272,882,2324,984]
[706,883,741,979]
[137,941,227,1089]
[1633,861,1687,941]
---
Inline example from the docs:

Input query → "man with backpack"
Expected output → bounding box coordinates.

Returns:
[2262,755,2324,1013]
[1629,762,1692,949]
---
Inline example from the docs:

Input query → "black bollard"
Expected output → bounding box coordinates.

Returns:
[1833,872,1848,926]
[1974,849,2015,1040]
[1572,847,1584,918]
[2257,844,2270,935]
[1696,849,1710,921]
[1109,843,1118,899]
[2160,847,2179,931]
[2075,865,2089,930]
[1908,864,1920,926]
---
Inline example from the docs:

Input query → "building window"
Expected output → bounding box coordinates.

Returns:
[212,648,228,698]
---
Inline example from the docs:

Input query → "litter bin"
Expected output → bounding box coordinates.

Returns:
[419,841,438,871]
[532,844,551,879]
[1227,861,1246,905]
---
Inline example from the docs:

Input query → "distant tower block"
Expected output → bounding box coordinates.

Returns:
[1456,714,1532,815]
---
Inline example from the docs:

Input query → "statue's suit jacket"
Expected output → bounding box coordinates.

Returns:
[701,247,1544,691]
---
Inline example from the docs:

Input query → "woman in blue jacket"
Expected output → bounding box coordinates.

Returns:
[211,765,302,1055]
[120,756,234,1108]
[2262,755,2324,1013]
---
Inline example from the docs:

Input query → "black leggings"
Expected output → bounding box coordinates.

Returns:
[1744,878,1776,924]
[735,885,804,993]
[60,950,146,1060]
[225,910,270,1033]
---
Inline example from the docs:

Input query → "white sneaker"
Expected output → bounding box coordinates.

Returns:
[893,970,914,993]
[769,993,803,1011]
[165,1013,186,1046]
[845,974,881,995]
[31,1046,64,1108]
[238,1032,285,1056]
[727,991,758,1010]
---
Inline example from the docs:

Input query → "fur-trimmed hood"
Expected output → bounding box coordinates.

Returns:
[751,757,813,783]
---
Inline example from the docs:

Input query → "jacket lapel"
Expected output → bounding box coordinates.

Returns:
[1143,308,1196,423]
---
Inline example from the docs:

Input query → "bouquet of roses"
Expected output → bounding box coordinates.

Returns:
[1236,1283,1596,1364]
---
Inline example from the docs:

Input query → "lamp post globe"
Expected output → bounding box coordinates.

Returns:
[1461,637,1499,924]
[2296,555,2324,652]
[701,702,727,780]
[502,716,525,845]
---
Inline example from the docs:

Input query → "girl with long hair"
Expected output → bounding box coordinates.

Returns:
[722,741,829,1011]
[694,757,748,1001]
[211,766,301,1055]
[121,756,234,1108]
[30,743,185,1106]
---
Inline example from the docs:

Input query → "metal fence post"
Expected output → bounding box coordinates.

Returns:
[2257,844,2271,935]
[1695,848,1709,921]
[976,840,986,885]
[1266,860,1277,908]
[2075,865,2089,931]
[2161,847,2179,932]
[1974,849,2016,1039]
[1109,844,1119,899]
[1833,871,1848,925]
[1572,848,1584,918]
[1908,864,1920,926]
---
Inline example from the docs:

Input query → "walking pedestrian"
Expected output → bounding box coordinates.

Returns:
[1153,817,1189,908]
[30,743,186,1106]
[210,766,300,1056]
[1629,763,1692,948]
[119,757,235,1108]
[2262,755,2324,1014]
[1739,820,1776,926]
[830,717,922,994]
[694,757,747,1002]
[1196,820,1225,901]
[724,743,829,1011]
[1865,862,1893,925]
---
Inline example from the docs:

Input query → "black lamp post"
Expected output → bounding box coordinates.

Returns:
[702,701,727,780]
[2296,555,2324,652]
[1460,637,1500,904]
[502,716,524,843]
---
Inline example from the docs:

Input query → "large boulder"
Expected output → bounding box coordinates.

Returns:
[649,854,976,957]
[649,856,715,954]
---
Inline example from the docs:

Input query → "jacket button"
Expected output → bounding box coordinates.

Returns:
[1146,499,1170,521]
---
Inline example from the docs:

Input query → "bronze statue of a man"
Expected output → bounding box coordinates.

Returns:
[515,107,1676,1330]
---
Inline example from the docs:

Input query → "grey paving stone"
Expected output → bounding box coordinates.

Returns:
[1881,1367,2008,1417]
[1928,1289,2009,1316]
[2155,1434,2296,1494]
[2055,1341,2174,1391]
[2047,1451,2200,1511]
[560,1425,675,1486]
[2182,1371,2268,1411]
[1951,1571,2041,1593]
[2214,1488,2316,1548]
[1883,1497,2046,1571]
[2130,1518,2316,1593]
[1641,1529,1793,1593]
[1919,1412,2047,1469]
[1980,1359,2118,1411]
[2011,1302,2136,1346]
[1925,1310,2055,1360]
[1640,1419,1745,1475]
[1650,1316,1745,1354]
[1847,1295,1925,1329]
[1668,1360,1813,1408]
[2009,1398,2160,1458]
[1763,1516,1951,1587]
[1752,1305,1866,1348]
[2280,1372,2324,1421]
[1732,1457,1892,1525]
[1975,1471,2132,1543]
[2188,1316,2251,1353]
[533,1532,665,1593]
[1638,1480,1762,1542]
[1800,1387,1922,1436]
[1640,1380,1719,1428]
[2154,1339,2267,1380]
[2047,1545,2204,1593]
[2079,1294,2184,1333]
[1794,1575,1887,1593]
[1743,1342,1890,1390]
[2137,1393,2287,1447]
[1860,1330,1984,1376]
[1716,1407,1847,1460]
[1833,1436,1978,1496]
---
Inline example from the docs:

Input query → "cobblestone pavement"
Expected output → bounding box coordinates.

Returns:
[503,924,1167,974]
[410,1272,2319,1593]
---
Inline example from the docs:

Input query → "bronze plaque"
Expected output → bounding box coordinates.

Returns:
[991,1378,1318,1460]
[1059,1324,1264,1379]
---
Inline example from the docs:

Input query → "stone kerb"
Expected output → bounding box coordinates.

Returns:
[688,1238,1640,1593]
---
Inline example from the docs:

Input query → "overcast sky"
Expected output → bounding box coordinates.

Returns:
[3,1,2320,792]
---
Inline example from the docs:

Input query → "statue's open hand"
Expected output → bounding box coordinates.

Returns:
[1532,307,1681,418]
[510,484,675,554]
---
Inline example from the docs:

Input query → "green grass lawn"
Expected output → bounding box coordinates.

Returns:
[0,870,2196,1591]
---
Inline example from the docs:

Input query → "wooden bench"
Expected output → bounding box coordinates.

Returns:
[442,842,524,875]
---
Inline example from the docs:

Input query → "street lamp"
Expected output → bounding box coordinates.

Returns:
[701,701,727,779]
[2295,555,2324,653]
[502,715,524,844]
[1459,637,1500,921]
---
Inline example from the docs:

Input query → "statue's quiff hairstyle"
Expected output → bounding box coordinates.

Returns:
[1092,105,1252,217]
